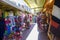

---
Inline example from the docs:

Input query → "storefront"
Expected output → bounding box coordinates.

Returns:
[0,0,24,40]
[0,0,33,40]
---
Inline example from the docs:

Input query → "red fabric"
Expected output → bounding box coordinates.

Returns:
[51,19,59,29]
[15,18,17,22]
[5,19,11,24]
[30,16,32,21]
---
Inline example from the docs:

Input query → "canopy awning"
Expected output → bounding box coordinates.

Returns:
[24,0,45,8]
[24,0,46,12]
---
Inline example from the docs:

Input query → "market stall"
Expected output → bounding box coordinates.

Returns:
[0,0,24,40]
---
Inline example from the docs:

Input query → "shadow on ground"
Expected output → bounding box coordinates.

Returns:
[38,30,49,40]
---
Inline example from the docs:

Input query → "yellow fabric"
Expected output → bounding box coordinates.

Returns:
[4,11,9,17]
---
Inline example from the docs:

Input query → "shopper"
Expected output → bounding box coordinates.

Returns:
[37,12,41,27]
[32,14,36,23]
[24,14,30,29]
[0,9,5,40]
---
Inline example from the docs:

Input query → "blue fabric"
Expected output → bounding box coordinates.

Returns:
[13,27,20,32]
[6,25,11,35]
[0,18,5,38]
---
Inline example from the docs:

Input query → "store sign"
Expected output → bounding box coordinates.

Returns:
[7,0,21,7]
[2,0,21,10]
[24,5,28,11]
[5,0,16,5]
[23,5,31,12]
[2,0,21,7]
[17,3,20,6]
[2,0,30,11]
